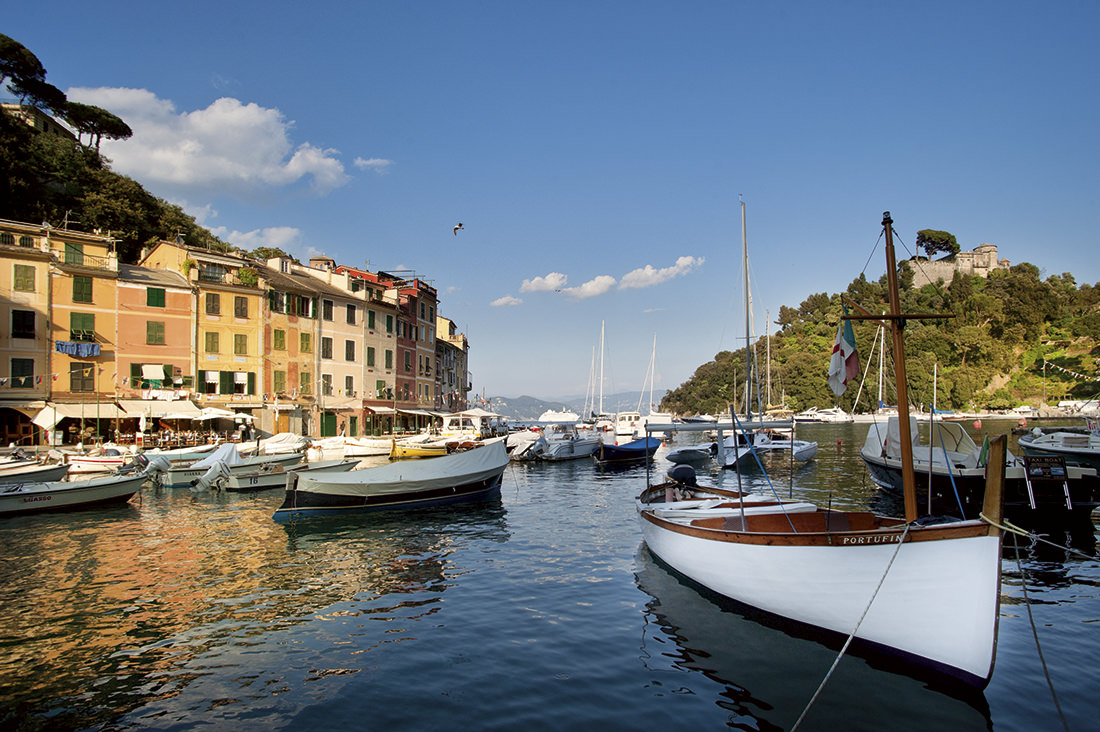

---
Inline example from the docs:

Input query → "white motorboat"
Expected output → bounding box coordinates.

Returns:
[0,459,70,483]
[1017,426,1100,470]
[637,211,1006,689]
[155,444,304,487]
[793,406,853,423]
[273,438,508,520]
[524,423,600,462]
[218,458,360,492]
[0,471,147,515]
[752,430,819,462]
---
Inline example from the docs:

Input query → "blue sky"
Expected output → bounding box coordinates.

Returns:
[6,1,1099,400]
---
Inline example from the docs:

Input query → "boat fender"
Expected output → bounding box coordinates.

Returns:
[667,464,697,487]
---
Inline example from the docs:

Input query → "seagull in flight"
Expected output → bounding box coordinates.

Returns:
[453,223,464,236]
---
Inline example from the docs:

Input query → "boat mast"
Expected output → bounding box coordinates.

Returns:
[599,320,605,416]
[883,212,918,520]
[766,310,771,409]
[742,197,753,421]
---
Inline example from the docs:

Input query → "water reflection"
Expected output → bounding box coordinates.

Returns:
[634,546,992,731]
[0,489,509,730]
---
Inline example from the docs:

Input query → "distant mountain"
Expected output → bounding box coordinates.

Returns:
[482,391,667,421]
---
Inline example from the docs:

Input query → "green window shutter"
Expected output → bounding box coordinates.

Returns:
[219,371,233,394]
[72,276,93,303]
[197,369,207,393]
[14,265,35,292]
[367,347,375,367]
[147,321,165,344]
[247,372,255,395]
[147,287,165,307]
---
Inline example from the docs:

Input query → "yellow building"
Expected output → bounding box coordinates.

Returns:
[142,241,264,417]
[44,225,126,443]
[0,220,55,444]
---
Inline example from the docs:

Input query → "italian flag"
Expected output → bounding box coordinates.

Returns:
[828,311,859,397]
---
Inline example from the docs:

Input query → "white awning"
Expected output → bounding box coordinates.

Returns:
[366,406,397,415]
[118,399,201,419]
[33,402,127,430]
[141,364,165,380]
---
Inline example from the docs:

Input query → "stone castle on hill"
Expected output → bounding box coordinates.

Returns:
[906,243,1010,288]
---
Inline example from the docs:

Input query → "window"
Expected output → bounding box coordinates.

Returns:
[201,370,218,394]
[346,304,356,324]
[147,321,166,345]
[322,299,333,321]
[13,264,34,292]
[300,370,311,395]
[366,346,375,367]
[205,293,220,315]
[233,371,249,394]
[147,287,165,307]
[420,302,425,319]
[321,337,333,360]
[345,375,354,395]
[386,314,393,333]
[274,329,286,350]
[234,296,248,318]
[72,275,93,303]
[368,310,375,330]
[385,350,393,369]
[300,332,312,353]
[404,351,412,372]
[205,332,219,352]
[11,358,33,389]
[376,380,388,398]
[0,232,12,246]
[12,310,34,339]
[322,373,333,396]
[234,334,247,355]
[19,235,33,248]
[345,340,355,362]
[64,242,84,265]
[270,291,285,313]
[70,312,95,342]
[70,362,94,392]
[273,370,286,393]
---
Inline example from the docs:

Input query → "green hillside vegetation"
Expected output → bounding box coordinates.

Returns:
[1,33,235,263]
[661,263,1100,416]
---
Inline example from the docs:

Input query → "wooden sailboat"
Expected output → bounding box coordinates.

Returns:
[637,211,1006,688]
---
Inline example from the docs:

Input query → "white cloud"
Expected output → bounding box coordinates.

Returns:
[491,295,523,307]
[354,157,394,174]
[520,272,568,293]
[619,255,705,290]
[214,226,303,252]
[561,275,617,300]
[67,87,350,195]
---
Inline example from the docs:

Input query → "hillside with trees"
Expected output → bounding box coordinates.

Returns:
[1,33,230,263]
[661,262,1100,416]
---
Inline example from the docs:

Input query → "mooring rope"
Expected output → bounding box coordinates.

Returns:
[979,512,1095,561]
[791,522,912,731]
[1010,531,1071,732]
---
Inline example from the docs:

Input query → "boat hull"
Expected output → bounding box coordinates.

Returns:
[594,437,661,464]
[161,453,303,487]
[0,474,144,515]
[0,462,70,483]
[861,452,1100,521]
[1018,438,1100,471]
[638,509,1001,688]
[273,439,509,521]
[222,459,359,492]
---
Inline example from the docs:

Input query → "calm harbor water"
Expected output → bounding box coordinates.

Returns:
[1,419,1096,731]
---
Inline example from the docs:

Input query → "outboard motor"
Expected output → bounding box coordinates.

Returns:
[667,464,698,487]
